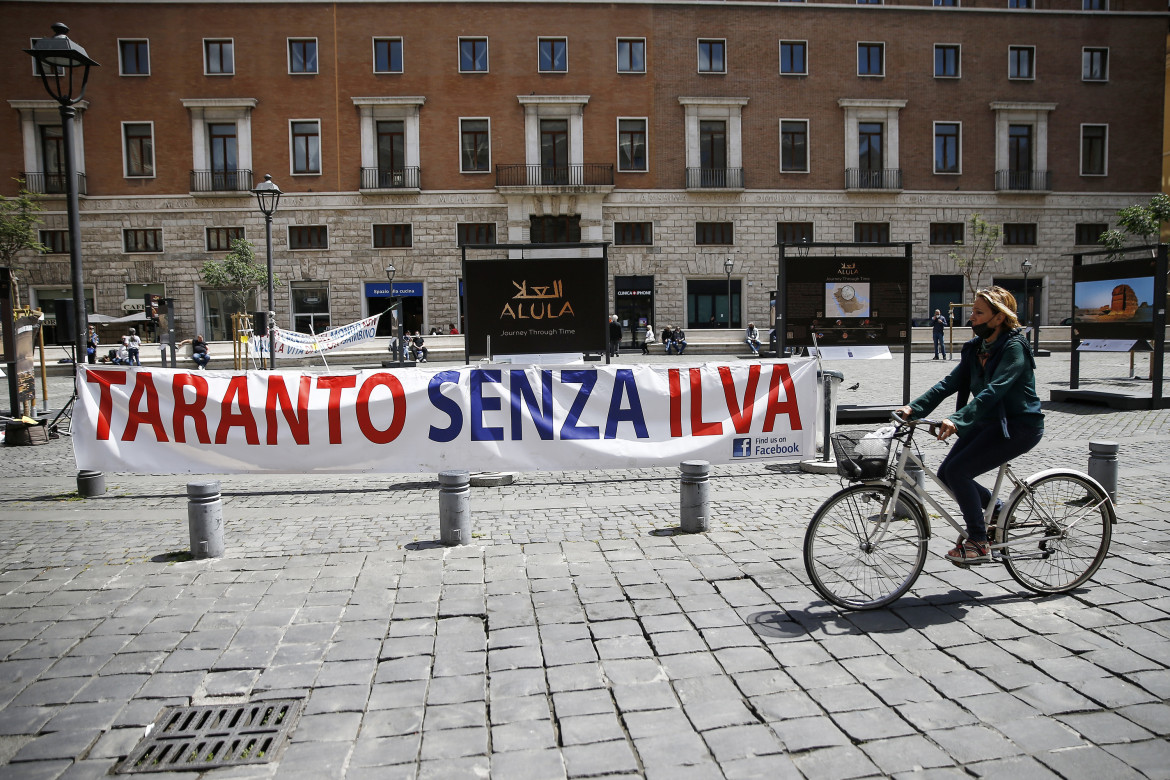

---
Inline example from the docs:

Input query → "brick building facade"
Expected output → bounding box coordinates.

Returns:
[3,0,1165,345]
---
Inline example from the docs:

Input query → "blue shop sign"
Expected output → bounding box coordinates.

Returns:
[366,282,423,297]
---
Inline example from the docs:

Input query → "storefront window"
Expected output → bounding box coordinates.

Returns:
[292,282,330,334]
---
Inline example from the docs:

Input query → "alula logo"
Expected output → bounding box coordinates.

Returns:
[500,279,576,321]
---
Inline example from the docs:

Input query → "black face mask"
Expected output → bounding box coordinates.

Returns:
[971,322,996,339]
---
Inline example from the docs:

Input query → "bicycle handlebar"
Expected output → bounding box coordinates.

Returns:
[891,411,945,437]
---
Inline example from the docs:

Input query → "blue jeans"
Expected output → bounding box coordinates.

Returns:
[932,331,946,357]
[936,419,1043,543]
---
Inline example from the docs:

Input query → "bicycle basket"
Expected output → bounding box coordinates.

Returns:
[830,430,894,481]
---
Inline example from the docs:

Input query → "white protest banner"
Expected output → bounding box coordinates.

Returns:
[73,359,818,474]
[250,314,383,357]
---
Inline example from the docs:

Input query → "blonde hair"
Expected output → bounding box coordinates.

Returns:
[975,286,1020,330]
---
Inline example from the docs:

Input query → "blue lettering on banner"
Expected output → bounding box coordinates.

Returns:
[428,371,462,442]
[471,369,504,441]
[510,370,554,441]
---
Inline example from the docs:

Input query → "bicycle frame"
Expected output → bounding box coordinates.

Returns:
[875,422,1024,552]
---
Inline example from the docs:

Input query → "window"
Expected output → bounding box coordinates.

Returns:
[930,222,964,245]
[1083,0,1107,8]
[1009,124,1032,175]
[457,223,496,246]
[1003,223,1037,245]
[206,227,244,251]
[698,40,725,73]
[530,215,580,244]
[618,119,647,172]
[700,121,727,172]
[182,98,256,193]
[934,0,959,5]
[1009,0,1032,7]
[538,38,567,72]
[374,224,412,248]
[288,39,318,74]
[858,123,883,172]
[119,40,150,75]
[696,222,733,245]
[858,43,884,76]
[780,41,807,75]
[1082,48,1108,81]
[777,222,813,245]
[854,223,889,243]
[122,123,155,178]
[288,225,328,250]
[460,38,488,72]
[291,282,330,334]
[204,39,234,75]
[39,229,68,254]
[377,120,405,177]
[614,222,652,246]
[857,0,881,4]
[1009,46,1035,80]
[124,228,162,253]
[374,38,403,73]
[1081,124,1107,176]
[1075,223,1107,245]
[291,120,321,174]
[460,119,490,172]
[780,120,809,173]
[934,122,960,173]
[617,39,645,73]
[935,45,960,78]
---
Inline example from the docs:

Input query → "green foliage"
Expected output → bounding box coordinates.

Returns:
[1099,193,1170,256]
[0,182,48,305]
[199,238,280,314]
[947,213,1003,302]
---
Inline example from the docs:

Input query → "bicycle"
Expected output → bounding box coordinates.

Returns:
[803,414,1116,610]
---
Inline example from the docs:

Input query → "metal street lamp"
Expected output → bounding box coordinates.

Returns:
[724,257,734,329]
[386,264,405,366]
[251,174,281,369]
[24,23,97,377]
[1020,258,1033,329]
[795,236,811,259]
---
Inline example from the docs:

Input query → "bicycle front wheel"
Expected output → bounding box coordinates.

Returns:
[803,484,929,610]
[1001,471,1113,594]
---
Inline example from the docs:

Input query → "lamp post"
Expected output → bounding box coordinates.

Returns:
[724,257,734,329]
[386,264,405,365]
[1020,258,1033,330]
[251,174,281,370]
[25,23,97,376]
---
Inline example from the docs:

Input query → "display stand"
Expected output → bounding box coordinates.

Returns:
[1056,244,1166,410]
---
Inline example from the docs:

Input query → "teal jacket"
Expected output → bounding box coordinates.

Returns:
[908,329,1044,438]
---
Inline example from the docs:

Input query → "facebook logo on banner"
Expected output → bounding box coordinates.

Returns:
[732,438,753,458]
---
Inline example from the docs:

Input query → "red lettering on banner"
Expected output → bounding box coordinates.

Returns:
[85,370,128,440]
[356,373,406,444]
[316,376,357,444]
[763,364,803,433]
[215,376,260,445]
[266,376,311,445]
[718,365,761,434]
[123,372,168,442]
[173,373,211,444]
[668,369,682,437]
[689,368,722,436]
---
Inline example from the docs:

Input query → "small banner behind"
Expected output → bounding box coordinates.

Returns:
[250,314,383,357]
[73,359,818,474]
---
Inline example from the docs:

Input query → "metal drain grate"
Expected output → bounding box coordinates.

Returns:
[117,698,304,773]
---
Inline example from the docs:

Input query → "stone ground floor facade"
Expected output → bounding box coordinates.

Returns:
[15,188,1143,347]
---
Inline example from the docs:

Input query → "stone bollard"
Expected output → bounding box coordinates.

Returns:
[679,460,711,533]
[1087,440,1119,504]
[76,470,105,498]
[438,470,472,546]
[187,481,225,559]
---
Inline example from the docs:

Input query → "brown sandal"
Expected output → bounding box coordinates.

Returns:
[946,540,991,565]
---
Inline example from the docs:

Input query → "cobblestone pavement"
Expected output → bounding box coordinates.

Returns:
[0,352,1167,779]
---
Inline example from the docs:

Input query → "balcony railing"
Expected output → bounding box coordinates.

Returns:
[995,169,1052,192]
[846,168,903,190]
[21,171,86,196]
[361,167,420,190]
[685,167,744,189]
[495,164,614,187]
[190,169,254,193]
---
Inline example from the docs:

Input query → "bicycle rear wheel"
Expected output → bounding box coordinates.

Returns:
[803,484,929,610]
[1001,471,1113,594]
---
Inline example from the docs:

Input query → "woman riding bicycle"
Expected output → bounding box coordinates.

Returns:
[897,286,1044,565]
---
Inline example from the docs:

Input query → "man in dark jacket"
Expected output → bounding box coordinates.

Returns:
[608,315,623,357]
